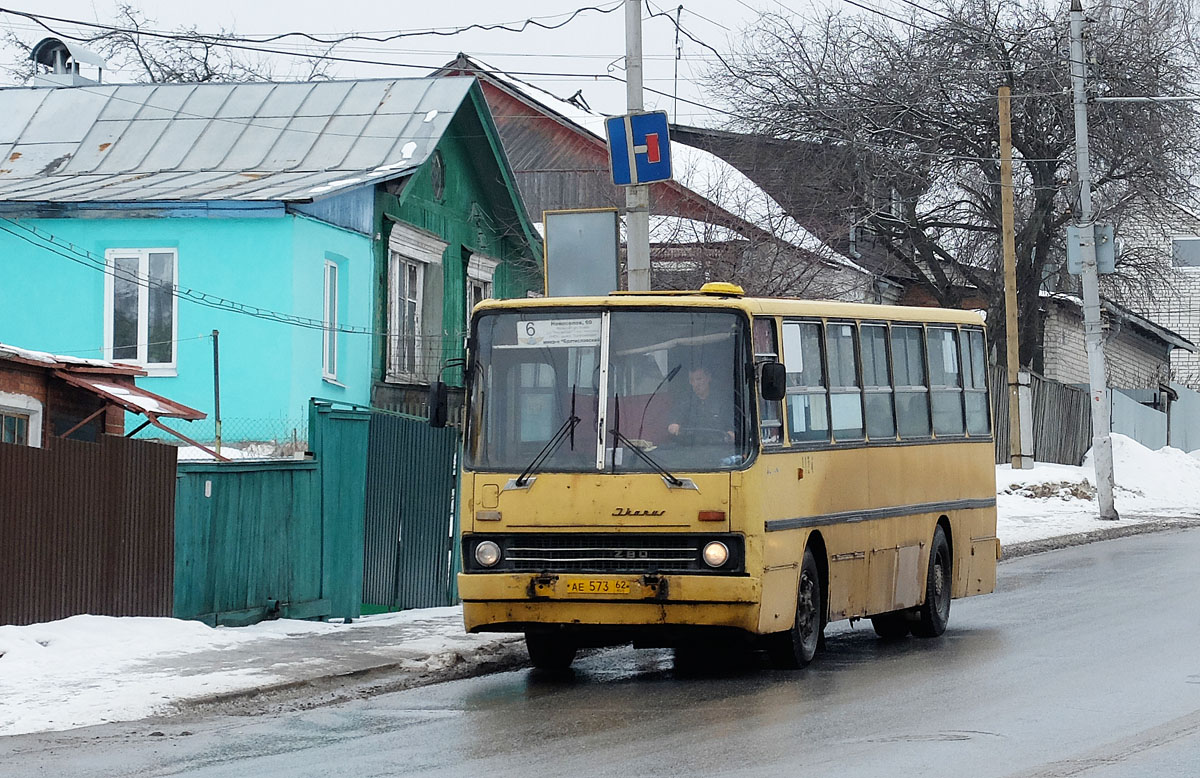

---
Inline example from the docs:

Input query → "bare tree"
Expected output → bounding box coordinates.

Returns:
[7,4,333,84]
[709,0,1199,370]
[647,150,877,300]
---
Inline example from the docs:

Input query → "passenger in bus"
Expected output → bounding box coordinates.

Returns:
[667,365,735,443]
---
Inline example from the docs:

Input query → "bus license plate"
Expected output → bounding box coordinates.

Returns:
[561,577,633,596]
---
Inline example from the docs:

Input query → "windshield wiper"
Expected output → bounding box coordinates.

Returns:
[611,393,684,487]
[514,386,579,487]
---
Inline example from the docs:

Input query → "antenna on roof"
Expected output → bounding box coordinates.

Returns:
[29,37,106,87]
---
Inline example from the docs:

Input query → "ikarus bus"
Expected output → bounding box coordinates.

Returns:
[436,283,999,670]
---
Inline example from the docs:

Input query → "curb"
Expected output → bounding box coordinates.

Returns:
[999,516,1199,560]
[170,638,529,721]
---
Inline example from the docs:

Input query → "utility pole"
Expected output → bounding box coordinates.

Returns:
[998,87,1033,469]
[625,0,651,291]
[1069,0,1119,519]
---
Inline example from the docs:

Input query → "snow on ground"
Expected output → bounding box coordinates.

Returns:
[0,608,472,737]
[2,433,1198,737]
[997,433,1200,543]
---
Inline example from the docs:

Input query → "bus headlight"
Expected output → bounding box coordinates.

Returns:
[702,541,729,568]
[475,540,501,568]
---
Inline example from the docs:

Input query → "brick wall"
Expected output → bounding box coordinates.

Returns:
[0,362,129,444]
[1116,209,1200,387]
[1042,301,1169,389]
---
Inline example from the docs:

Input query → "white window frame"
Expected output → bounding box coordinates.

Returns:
[466,252,499,322]
[103,247,179,376]
[0,392,43,447]
[386,224,447,383]
[323,260,339,381]
[1169,235,1200,271]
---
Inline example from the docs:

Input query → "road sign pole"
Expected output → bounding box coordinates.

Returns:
[625,0,651,291]
[1070,0,1119,520]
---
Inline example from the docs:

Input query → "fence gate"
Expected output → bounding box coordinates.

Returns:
[363,410,460,610]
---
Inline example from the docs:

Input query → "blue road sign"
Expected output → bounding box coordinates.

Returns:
[606,111,672,186]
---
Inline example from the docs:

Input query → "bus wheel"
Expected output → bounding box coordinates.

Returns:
[525,631,577,671]
[767,547,823,669]
[870,611,910,640]
[912,526,952,638]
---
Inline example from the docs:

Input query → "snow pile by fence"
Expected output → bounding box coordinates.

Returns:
[997,433,1200,542]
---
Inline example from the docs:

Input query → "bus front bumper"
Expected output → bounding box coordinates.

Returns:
[458,572,762,633]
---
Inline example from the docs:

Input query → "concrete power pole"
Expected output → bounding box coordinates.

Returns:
[625,0,652,291]
[1069,0,1119,520]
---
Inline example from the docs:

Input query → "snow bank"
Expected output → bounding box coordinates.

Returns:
[997,433,1200,542]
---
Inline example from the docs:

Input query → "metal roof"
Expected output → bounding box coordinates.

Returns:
[0,77,477,202]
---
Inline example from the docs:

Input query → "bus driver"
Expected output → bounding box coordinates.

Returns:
[667,365,735,443]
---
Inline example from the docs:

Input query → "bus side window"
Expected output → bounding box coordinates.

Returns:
[782,321,830,443]
[826,322,864,440]
[753,318,783,446]
[961,329,991,436]
[928,327,966,436]
[891,325,931,438]
[861,323,896,439]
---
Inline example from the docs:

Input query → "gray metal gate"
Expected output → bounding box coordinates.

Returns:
[363,410,460,610]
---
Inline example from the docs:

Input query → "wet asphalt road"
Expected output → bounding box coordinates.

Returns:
[4,527,1199,778]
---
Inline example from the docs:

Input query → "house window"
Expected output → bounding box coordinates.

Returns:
[104,248,178,374]
[323,261,338,380]
[0,393,42,447]
[386,224,448,384]
[392,256,423,377]
[467,253,499,323]
[1,410,30,445]
[1171,237,1200,268]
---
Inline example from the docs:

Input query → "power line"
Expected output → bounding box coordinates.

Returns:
[0,3,627,47]
[0,218,377,335]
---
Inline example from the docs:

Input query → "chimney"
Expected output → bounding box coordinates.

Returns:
[29,37,106,87]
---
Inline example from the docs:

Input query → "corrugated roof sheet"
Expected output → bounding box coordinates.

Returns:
[0,77,476,202]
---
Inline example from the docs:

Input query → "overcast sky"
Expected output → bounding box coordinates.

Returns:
[0,1,849,128]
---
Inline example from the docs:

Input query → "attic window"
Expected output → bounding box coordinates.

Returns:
[431,150,445,201]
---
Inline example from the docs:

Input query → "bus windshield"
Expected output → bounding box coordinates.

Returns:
[467,308,754,474]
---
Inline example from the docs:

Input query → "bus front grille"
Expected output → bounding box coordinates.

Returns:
[463,533,744,574]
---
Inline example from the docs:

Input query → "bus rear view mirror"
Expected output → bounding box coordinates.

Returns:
[429,381,449,428]
[760,361,786,401]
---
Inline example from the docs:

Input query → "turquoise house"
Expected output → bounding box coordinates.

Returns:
[0,77,541,443]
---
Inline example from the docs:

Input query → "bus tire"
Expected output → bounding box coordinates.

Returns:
[912,525,952,638]
[870,611,910,640]
[525,631,577,671]
[767,547,823,669]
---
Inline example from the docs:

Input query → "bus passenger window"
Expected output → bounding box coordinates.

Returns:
[891,326,931,438]
[928,327,965,436]
[782,321,829,443]
[826,323,864,440]
[861,324,896,439]
[754,318,783,446]
[961,329,991,436]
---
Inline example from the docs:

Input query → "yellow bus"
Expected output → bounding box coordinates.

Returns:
[443,283,999,670]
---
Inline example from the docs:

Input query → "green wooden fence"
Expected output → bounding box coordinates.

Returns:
[173,400,370,626]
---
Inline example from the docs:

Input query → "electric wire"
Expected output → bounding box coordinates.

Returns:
[0,218,377,335]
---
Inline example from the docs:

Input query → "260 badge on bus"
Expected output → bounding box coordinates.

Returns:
[563,577,632,595]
